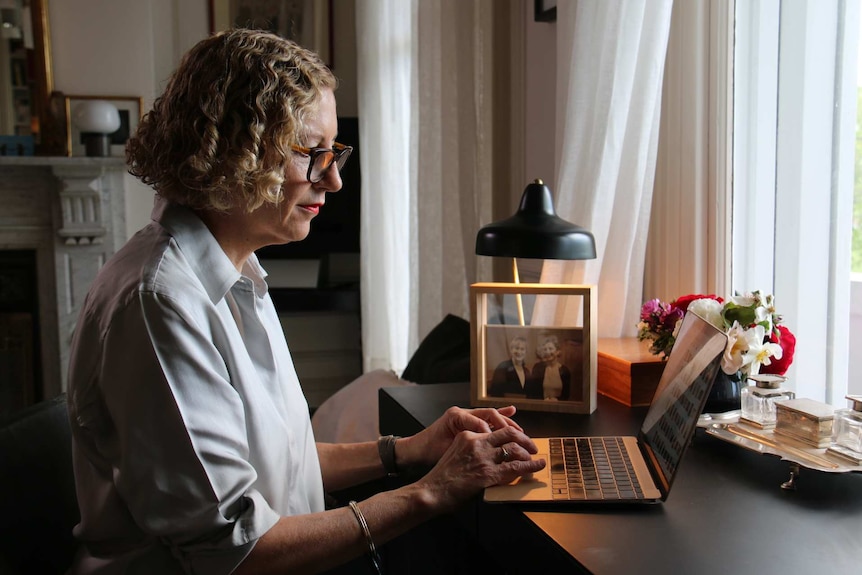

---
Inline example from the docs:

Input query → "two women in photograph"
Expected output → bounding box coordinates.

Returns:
[489,334,572,401]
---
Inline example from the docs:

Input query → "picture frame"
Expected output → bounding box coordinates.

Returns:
[64,95,143,158]
[208,0,333,68]
[470,282,597,414]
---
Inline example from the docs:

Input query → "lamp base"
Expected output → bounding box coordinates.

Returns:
[81,133,111,157]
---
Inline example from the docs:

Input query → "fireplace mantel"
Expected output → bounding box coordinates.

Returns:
[0,156,127,401]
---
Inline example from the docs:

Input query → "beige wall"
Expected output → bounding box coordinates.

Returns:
[523,1,556,197]
[48,0,209,235]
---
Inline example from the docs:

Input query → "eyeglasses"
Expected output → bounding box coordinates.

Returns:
[290,142,353,183]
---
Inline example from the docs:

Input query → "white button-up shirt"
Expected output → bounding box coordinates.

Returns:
[67,198,324,574]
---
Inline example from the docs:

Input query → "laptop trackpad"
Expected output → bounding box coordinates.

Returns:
[484,453,550,502]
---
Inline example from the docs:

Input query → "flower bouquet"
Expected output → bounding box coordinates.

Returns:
[637,291,796,381]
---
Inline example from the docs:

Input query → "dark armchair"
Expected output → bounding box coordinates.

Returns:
[0,394,79,574]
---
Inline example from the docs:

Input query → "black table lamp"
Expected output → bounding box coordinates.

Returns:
[476,178,596,261]
[475,179,596,324]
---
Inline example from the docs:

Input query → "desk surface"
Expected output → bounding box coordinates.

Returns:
[379,383,862,575]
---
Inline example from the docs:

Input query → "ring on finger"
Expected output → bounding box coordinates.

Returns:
[500,446,511,462]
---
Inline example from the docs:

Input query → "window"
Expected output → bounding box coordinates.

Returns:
[733,0,859,402]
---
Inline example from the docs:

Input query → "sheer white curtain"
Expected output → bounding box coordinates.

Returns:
[534,0,674,337]
[413,0,495,346]
[356,0,495,373]
[355,0,414,372]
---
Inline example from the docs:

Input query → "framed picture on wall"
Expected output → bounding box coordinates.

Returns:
[535,0,557,22]
[208,0,333,68]
[470,282,597,414]
[64,95,143,158]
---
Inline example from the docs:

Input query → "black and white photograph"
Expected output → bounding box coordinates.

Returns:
[483,325,585,403]
[470,282,597,414]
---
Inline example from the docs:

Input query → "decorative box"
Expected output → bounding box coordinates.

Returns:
[774,398,835,448]
[597,338,665,407]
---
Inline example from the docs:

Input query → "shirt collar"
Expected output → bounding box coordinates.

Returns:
[151,196,270,303]
[242,253,269,295]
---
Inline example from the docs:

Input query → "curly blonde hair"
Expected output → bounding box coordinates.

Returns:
[127,28,336,213]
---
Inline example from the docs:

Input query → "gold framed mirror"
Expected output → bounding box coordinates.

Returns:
[1,0,63,156]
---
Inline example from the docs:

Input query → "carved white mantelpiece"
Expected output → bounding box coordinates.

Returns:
[0,156,127,397]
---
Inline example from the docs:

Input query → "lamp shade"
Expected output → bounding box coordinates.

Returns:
[475,179,596,260]
[72,100,121,134]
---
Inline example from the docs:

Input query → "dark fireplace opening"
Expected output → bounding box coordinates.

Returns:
[0,250,42,419]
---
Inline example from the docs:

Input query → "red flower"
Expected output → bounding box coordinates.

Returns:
[760,325,796,376]
[671,293,723,314]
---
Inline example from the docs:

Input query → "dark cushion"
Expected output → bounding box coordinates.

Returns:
[401,314,471,385]
[0,394,79,574]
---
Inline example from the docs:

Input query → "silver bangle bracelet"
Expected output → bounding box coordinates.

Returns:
[348,500,382,575]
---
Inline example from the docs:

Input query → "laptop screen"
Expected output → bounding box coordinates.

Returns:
[638,312,728,494]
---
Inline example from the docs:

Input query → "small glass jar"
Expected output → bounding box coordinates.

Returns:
[740,374,794,429]
[829,395,862,461]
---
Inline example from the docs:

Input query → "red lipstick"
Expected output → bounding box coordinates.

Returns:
[299,203,323,215]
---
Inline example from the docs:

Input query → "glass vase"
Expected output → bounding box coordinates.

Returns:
[740,374,794,429]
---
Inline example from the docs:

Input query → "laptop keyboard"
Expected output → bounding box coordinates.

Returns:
[549,437,644,500]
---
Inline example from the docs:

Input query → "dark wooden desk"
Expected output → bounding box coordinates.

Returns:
[379,382,862,574]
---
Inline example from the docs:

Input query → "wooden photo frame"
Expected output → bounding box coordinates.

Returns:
[470,282,597,414]
[64,95,143,158]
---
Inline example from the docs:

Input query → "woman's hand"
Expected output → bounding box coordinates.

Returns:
[414,426,547,512]
[396,405,524,469]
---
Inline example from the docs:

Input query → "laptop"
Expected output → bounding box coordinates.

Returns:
[485,310,728,504]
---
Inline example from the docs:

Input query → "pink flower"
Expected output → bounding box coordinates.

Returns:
[661,307,685,331]
[640,299,664,321]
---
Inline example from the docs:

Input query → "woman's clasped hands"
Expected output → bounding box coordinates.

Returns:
[395,405,547,511]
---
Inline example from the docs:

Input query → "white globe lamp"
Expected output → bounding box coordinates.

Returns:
[72,100,121,157]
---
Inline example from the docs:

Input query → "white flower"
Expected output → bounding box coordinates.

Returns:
[742,324,783,376]
[721,321,748,375]
[754,304,774,334]
[729,291,775,334]
[687,299,725,330]
[730,292,758,308]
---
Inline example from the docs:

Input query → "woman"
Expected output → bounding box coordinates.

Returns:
[525,335,571,401]
[65,29,544,574]
[488,335,530,397]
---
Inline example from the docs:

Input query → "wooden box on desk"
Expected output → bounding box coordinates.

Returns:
[597,338,665,407]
